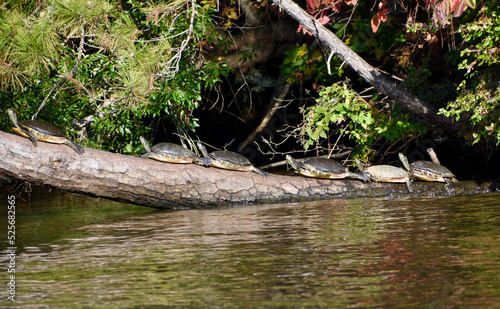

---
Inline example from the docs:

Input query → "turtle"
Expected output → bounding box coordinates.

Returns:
[139,136,197,163]
[355,158,413,192]
[286,155,368,182]
[7,108,84,155]
[196,142,269,177]
[398,153,458,190]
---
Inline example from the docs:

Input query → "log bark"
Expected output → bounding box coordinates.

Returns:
[272,0,461,133]
[0,131,497,209]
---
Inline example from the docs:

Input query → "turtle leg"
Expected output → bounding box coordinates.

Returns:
[405,179,413,193]
[347,171,369,182]
[444,178,454,192]
[24,130,39,147]
[12,126,38,146]
[251,166,269,178]
[64,139,85,155]
[361,171,372,182]
[194,156,213,167]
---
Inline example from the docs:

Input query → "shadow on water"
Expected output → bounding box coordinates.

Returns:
[0,188,153,253]
[1,189,499,308]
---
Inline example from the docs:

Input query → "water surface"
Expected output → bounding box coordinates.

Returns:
[1,191,499,308]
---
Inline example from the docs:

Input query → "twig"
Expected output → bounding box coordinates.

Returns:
[156,0,196,80]
[237,77,293,152]
[327,50,335,75]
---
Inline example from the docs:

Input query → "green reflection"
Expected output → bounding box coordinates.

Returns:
[0,187,154,252]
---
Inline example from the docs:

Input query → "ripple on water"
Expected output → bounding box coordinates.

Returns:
[4,193,500,308]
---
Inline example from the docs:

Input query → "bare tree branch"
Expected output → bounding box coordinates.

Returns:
[238,77,293,152]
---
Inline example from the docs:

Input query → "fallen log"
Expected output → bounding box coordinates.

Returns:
[0,131,498,209]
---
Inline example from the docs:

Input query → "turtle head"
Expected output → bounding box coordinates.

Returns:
[139,136,151,153]
[7,108,38,146]
[398,153,410,171]
[285,155,299,171]
[354,158,366,172]
[7,109,17,124]
[197,142,209,157]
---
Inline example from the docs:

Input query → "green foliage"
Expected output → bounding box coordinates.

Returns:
[300,82,427,156]
[301,82,373,150]
[0,0,229,154]
[441,79,500,145]
[456,7,499,78]
[281,44,339,84]
[342,3,405,61]
[440,3,500,145]
[0,9,57,83]
[401,56,435,100]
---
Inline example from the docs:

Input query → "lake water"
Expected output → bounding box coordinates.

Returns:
[1,189,500,308]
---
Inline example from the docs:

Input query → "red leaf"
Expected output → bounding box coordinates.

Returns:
[454,1,467,17]
[318,16,330,25]
[307,0,317,10]
[441,0,450,16]
[297,24,311,36]
[380,11,388,22]
[372,1,389,31]
[332,2,342,12]
[371,14,381,33]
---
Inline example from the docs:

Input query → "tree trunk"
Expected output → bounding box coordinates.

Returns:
[272,0,461,134]
[0,132,496,208]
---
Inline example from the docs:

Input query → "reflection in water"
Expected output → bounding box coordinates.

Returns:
[2,193,500,307]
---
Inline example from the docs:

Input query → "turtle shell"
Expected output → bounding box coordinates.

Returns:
[147,142,197,163]
[364,165,409,182]
[364,165,413,192]
[195,142,268,177]
[209,150,252,169]
[19,120,66,139]
[410,161,456,182]
[297,157,348,177]
[12,117,84,155]
[287,155,367,181]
